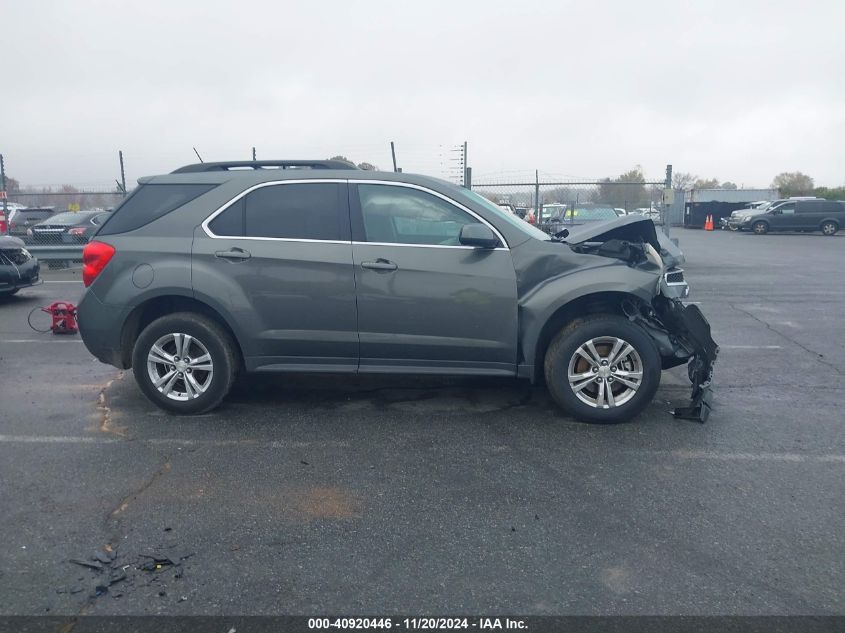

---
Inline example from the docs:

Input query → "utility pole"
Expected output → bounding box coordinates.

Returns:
[534,169,541,218]
[0,154,7,235]
[462,141,468,186]
[390,142,398,173]
[119,150,127,197]
[252,147,257,161]
[663,163,673,237]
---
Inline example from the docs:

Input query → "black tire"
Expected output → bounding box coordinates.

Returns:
[821,220,839,236]
[132,312,237,415]
[544,314,662,424]
[752,221,769,235]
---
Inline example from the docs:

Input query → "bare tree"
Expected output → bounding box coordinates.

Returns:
[771,172,814,196]
[672,172,697,190]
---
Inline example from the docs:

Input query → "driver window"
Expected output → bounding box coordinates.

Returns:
[358,184,474,246]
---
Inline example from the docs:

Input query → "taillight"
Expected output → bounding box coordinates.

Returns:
[82,241,116,287]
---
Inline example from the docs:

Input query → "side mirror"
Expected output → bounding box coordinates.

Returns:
[459,223,499,249]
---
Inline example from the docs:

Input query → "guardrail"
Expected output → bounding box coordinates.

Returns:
[26,245,85,260]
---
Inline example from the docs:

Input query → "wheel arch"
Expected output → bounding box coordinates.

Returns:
[525,290,646,384]
[119,295,244,370]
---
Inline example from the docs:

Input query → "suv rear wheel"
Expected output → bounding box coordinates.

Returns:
[544,315,661,423]
[821,220,839,236]
[132,312,237,414]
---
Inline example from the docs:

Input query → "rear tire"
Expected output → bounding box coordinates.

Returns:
[544,315,661,424]
[821,221,839,236]
[752,221,769,235]
[132,312,237,414]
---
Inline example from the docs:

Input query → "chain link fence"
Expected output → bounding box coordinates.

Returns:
[469,173,671,236]
[2,189,127,269]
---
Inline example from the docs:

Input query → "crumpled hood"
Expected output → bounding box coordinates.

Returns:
[562,216,661,250]
[562,216,685,268]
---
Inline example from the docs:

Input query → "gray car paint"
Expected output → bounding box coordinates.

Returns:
[78,169,685,383]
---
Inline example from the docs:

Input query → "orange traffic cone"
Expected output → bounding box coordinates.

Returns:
[704,214,714,231]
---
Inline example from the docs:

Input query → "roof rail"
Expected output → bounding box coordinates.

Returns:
[171,160,360,174]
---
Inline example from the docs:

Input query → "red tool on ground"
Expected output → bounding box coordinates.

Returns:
[28,301,79,335]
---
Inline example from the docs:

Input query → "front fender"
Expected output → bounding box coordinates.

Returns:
[518,262,660,372]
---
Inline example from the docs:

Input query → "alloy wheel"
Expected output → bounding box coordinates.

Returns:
[146,333,214,401]
[567,336,643,409]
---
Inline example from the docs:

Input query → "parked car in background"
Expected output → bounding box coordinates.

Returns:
[541,204,619,235]
[726,197,819,231]
[614,208,627,216]
[0,235,40,295]
[28,210,111,244]
[720,200,770,230]
[77,159,716,423]
[514,206,531,221]
[496,203,518,216]
[8,207,57,240]
[741,199,845,235]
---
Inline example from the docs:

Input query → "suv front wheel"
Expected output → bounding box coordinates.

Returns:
[544,315,661,423]
[132,312,237,414]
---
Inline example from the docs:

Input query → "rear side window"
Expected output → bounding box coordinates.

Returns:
[822,201,844,213]
[207,183,346,241]
[797,201,823,213]
[98,184,215,235]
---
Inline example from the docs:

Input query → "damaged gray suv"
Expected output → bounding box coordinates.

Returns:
[78,160,717,423]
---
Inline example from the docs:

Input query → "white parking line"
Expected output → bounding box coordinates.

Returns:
[0,434,839,462]
[641,449,845,464]
[0,339,84,343]
[0,434,349,449]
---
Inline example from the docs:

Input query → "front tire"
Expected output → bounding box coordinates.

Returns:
[544,315,662,423]
[132,312,237,414]
[821,221,839,236]
[752,221,769,235]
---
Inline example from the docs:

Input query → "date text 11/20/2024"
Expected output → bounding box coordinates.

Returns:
[308,618,528,630]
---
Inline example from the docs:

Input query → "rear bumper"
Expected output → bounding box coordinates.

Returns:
[77,289,126,367]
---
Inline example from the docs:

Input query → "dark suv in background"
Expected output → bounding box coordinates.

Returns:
[78,160,717,423]
[742,199,845,235]
[7,207,57,240]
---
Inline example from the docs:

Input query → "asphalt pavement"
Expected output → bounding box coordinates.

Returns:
[0,229,842,616]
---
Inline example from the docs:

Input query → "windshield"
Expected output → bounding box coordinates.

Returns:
[461,189,551,241]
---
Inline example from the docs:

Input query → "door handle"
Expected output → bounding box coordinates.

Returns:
[361,259,398,272]
[215,248,251,261]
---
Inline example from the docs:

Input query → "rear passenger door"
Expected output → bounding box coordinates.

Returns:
[795,200,825,229]
[191,180,359,372]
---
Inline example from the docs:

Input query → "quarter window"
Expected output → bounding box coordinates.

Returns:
[357,184,476,246]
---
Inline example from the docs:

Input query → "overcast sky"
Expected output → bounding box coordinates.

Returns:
[4,0,844,188]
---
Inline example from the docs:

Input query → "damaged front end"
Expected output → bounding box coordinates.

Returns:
[564,217,719,422]
[623,296,719,422]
